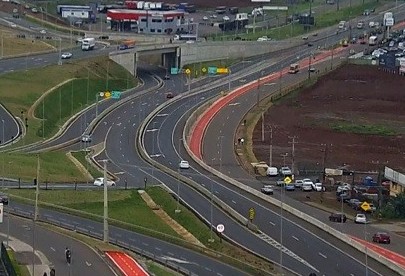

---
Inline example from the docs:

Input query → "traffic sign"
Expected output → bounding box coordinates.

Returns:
[111,90,121,99]
[171,67,180,75]
[104,91,111,98]
[284,176,292,184]
[208,66,217,75]
[185,68,191,75]
[99,92,105,97]
[249,207,255,221]
[201,67,207,73]
[216,224,225,233]
[361,202,371,212]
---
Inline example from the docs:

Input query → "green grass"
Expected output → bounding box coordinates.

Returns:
[7,249,30,276]
[330,122,397,135]
[146,261,178,276]
[71,151,103,179]
[0,152,87,182]
[6,189,179,237]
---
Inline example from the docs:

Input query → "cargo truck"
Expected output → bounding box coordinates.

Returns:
[81,38,95,51]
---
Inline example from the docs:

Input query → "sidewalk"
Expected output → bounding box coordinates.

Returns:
[2,235,52,276]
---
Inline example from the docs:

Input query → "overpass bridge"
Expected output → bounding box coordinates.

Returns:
[109,40,301,77]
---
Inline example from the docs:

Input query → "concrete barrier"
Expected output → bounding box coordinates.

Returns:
[183,67,405,275]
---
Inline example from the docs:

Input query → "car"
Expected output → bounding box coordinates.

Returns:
[179,160,190,169]
[302,35,309,40]
[202,16,208,21]
[285,184,295,191]
[294,179,304,188]
[354,213,367,224]
[357,22,364,29]
[329,212,347,223]
[223,16,230,21]
[337,192,351,202]
[40,29,47,34]
[372,232,390,244]
[314,183,323,192]
[302,183,313,191]
[164,74,170,80]
[186,40,195,44]
[61,52,73,59]
[0,193,8,205]
[257,36,271,42]
[81,134,92,142]
[308,67,316,73]
[93,177,116,187]
[348,198,361,208]
[369,21,375,28]
[261,185,274,195]
[280,166,292,176]
[266,166,278,176]
[336,184,351,193]
[210,14,217,19]
[307,42,314,47]
[9,23,17,28]
[303,178,313,186]
[363,9,370,16]
[276,178,286,186]
[166,92,174,99]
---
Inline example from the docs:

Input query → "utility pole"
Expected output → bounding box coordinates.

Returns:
[261,112,265,142]
[269,126,273,167]
[288,136,298,176]
[101,160,109,243]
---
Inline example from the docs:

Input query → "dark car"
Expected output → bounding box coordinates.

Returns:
[0,193,9,205]
[372,232,390,244]
[261,185,274,195]
[329,212,347,223]
[166,92,174,99]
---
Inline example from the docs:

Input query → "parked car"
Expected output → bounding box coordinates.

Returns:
[372,232,390,244]
[294,179,304,188]
[329,212,347,223]
[354,213,367,224]
[280,166,292,175]
[337,192,351,202]
[202,16,208,21]
[314,183,323,192]
[179,160,190,169]
[257,36,271,42]
[266,166,278,176]
[302,183,313,191]
[261,185,274,195]
[285,184,295,191]
[93,177,116,187]
[348,198,361,208]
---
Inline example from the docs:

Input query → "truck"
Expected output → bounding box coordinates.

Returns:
[118,39,135,50]
[81,38,95,51]
[288,63,299,74]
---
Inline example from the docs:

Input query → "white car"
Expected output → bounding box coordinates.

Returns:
[210,14,217,19]
[280,166,292,175]
[179,160,190,169]
[314,183,323,192]
[303,178,314,185]
[257,36,271,42]
[354,213,367,224]
[294,179,304,188]
[61,52,73,59]
[203,16,208,21]
[93,177,116,187]
[81,134,91,142]
[223,16,230,21]
[369,21,375,28]
[302,183,313,191]
[40,29,47,34]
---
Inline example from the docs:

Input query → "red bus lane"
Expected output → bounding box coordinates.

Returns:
[350,236,405,268]
[105,251,150,276]
[189,47,346,159]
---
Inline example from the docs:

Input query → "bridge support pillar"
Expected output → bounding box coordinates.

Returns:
[134,52,139,78]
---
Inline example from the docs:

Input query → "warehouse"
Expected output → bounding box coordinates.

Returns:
[107,9,185,34]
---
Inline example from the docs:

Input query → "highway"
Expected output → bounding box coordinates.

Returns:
[0,215,116,276]
[7,202,249,276]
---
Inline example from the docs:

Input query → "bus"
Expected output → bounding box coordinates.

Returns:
[288,63,299,74]
[368,36,378,46]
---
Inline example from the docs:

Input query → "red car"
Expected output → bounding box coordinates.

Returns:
[372,232,391,244]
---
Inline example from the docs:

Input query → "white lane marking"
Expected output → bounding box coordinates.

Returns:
[318,252,327,259]
[161,256,189,264]
[155,247,162,251]
[142,242,149,246]
[156,114,168,117]
[292,236,299,241]
[146,128,158,132]
[50,247,56,252]
[231,200,236,204]
[85,261,92,266]
[228,103,240,106]
[269,221,275,226]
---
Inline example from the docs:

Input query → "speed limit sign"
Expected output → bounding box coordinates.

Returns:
[216,224,225,233]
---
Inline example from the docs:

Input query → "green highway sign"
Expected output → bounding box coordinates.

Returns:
[111,91,121,99]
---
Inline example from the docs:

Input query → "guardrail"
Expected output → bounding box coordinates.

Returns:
[182,60,405,275]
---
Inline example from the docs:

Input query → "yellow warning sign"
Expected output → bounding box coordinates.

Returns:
[361,202,370,212]
[284,176,292,184]
[202,67,207,73]
[104,91,111,98]
[185,69,191,75]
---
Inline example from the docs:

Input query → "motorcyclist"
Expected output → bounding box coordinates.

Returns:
[65,247,71,264]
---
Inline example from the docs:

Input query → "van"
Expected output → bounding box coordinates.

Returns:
[338,21,346,29]
[266,167,278,176]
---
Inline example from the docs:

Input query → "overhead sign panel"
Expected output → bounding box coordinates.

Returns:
[251,0,271,2]
[263,6,288,11]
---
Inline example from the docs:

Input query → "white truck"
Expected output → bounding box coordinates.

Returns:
[81,38,95,51]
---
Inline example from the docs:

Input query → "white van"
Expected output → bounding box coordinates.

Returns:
[266,167,278,176]
[338,21,346,30]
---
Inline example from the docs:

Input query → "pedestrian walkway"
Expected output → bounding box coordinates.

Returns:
[1,234,52,276]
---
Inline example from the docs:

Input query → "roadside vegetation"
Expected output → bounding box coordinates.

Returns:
[330,122,397,135]
[7,249,30,276]
[6,187,276,275]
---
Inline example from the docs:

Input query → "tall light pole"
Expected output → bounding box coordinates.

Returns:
[208,158,215,243]
[2,119,4,188]
[175,138,182,214]
[101,159,109,243]
[268,126,273,167]
[364,221,369,276]
[281,153,288,167]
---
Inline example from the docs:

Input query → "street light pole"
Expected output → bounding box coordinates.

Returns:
[208,157,215,243]
[269,126,273,167]
[175,138,182,214]
[1,119,4,188]
[219,136,224,173]
[102,160,109,243]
